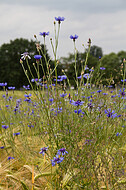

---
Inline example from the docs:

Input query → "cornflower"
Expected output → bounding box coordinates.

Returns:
[39,32,49,37]
[57,148,68,156]
[105,108,117,118]
[21,52,31,60]
[51,155,64,166]
[55,16,65,24]
[39,147,48,156]
[70,34,78,41]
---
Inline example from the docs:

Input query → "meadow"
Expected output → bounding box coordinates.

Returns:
[0,16,126,190]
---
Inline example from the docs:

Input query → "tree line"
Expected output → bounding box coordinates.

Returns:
[0,38,125,89]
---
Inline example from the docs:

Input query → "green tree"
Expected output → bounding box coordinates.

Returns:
[90,45,103,59]
[0,38,52,89]
[100,53,121,85]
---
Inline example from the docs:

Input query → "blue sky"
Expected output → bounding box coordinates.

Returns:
[0,0,126,58]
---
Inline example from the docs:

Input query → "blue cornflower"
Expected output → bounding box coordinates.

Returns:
[13,132,20,136]
[71,100,84,106]
[0,146,4,149]
[83,73,90,79]
[2,125,9,129]
[119,88,125,97]
[100,67,106,70]
[39,32,49,37]
[23,85,30,90]
[77,75,82,79]
[51,155,64,166]
[0,82,7,87]
[8,86,15,90]
[74,109,82,114]
[34,55,42,60]
[60,93,67,98]
[28,124,34,128]
[39,147,48,156]
[97,90,102,93]
[57,148,68,156]
[70,34,78,41]
[121,79,126,82]
[7,156,14,161]
[116,132,122,136]
[55,16,65,23]
[105,108,117,118]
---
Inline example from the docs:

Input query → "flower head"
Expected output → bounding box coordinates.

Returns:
[7,156,14,161]
[105,108,117,118]
[55,16,65,24]
[13,132,20,136]
[2,125,9,129]
[39,146,48,156]
[70,34,78,42]
[100,67,106,70]
[39,32,49,37]
[21,52,31,60]
[34,55,42,60]
[51,155,64,166]
[57,148,68,156]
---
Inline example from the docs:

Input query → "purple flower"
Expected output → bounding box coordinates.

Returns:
[97,90,102,93]
[60,93,67,98]
[70,34,78,41]
[21,52,31,60]
[8,86,15,90]
[28,124,34,128]
[74,109,82,114]
[100,67,106,70]
[55,16,65,23]
[116,132,122,136]
[105,108,117,118]
[39,147,48,156]
[0,82,7,87]
[0,146,4,149]
[51,155,64,166]
[57,148,68,156]
[34,55,42,60]
[121,79,126,82]
[23,85,30,90]
[119,89,125,96]
[13,132,20,136]
[83,73,90,79]
[71,100,84,106]
[2,125,9,129]
[7,156,14,161]
[39,32,49,37]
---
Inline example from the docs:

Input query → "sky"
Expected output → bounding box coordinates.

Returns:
[0,0,126,59]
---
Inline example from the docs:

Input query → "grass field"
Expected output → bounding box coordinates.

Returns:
[0,85,126,189]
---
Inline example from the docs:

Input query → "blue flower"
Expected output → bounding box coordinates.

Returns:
[39,32,49,37]
[51,155,64,166]
[0,146,4,149]
[116,132,122,136]
[34,55,42,60]
[100,67,106,70]
[8,86,15,90]
[55,16,65,23]
[119,88,125,97]
[121,79,126,82]
[71,100,84,106]
[39,147,48,156]
[105,108,117,118]
[74,109,82,114]
[0,82,7,87]
[70,34,78,41]
[28,124,34,128]
[23,85,30,90]
[83,73,90,79]
[57,148,68,156]
[97,90,102,93]
[13,132,20,136]
[2,125,9,129]
[60,93,67,98]
[7,156,14,161]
